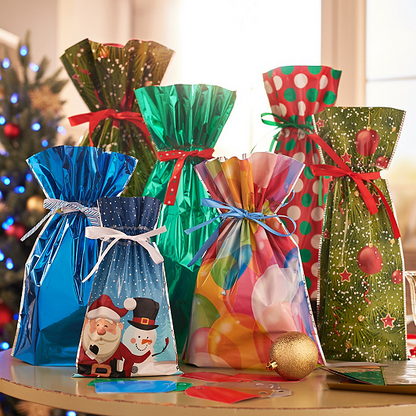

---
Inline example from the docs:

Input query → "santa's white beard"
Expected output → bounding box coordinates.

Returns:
[82,321,122,363]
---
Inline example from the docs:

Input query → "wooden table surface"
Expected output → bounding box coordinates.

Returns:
[2,350,416,416]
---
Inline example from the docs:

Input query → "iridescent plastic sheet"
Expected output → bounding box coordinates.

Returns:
[12,146,137,366]
[60,39,174,196]
[76,197,180,377]
[183,153,324,369]
[135,84,236,353]
[313,107,406,362]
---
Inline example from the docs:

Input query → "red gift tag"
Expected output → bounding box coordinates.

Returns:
[181,372,238,383]
[185,386,262,404]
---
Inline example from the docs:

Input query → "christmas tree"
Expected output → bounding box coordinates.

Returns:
[0,32,68,349]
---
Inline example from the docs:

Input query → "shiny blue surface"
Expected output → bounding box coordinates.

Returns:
[12,146,137,366]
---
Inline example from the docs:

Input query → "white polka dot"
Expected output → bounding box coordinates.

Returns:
[294,73,308,88]
[293,152,305,163]
[311,263,319,278]
[271,105,281,116]
[292,233,299,245]
[258,240,265,250]
[311,289,318,299]
[298,130,306,140]
[279,103,287,117]
[298,101,306,116]
[294,178,304,192]
[319,75,328,89]
[264,80,273,94]
[314,102,320,113]
[311,234,321,249]
[312,153,320,164]
[287,205,301,221]
[311,207,324,221]
[312,180,320,194]
[273,75,283,90]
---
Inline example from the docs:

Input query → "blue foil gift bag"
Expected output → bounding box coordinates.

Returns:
[12,145,137,366]
[76,196,180,377]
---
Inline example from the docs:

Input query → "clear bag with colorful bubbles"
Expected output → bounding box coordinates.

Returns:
[183,152,324,369]
[76,196,180,377]
[12,146,136,366]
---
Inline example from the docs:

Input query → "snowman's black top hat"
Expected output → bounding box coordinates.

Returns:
[124,297,159,330]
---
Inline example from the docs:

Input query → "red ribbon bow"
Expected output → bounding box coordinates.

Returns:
[158,148,215,205]
[69,109,153,153]
[308,133,400,239]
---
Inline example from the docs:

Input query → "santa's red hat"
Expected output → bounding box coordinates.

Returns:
[86,294,127,323]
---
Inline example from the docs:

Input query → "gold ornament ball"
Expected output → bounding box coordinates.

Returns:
[267,331,318,380]
[26,195,45,213]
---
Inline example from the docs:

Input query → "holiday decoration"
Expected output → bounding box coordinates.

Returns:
[60,38,174,196]
[183,153,324,370]
[0,31,66,351]
[12,146,137,366]
[262,65,341,303]
[312,107,406,362]
[77,197,179,377]
[26,194,45,213]
[0,300,14,328]
[135,84,236,353]
[267,331,318,380]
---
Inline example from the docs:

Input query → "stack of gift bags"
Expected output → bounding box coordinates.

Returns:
[10,37,407,379]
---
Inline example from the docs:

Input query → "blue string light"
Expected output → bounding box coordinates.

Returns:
[19,45,28,56]
[0,190,2,199]
[57,125,66,134]
[31,122,41,131]
[0,342,9,350]
[26,173,33,182]
[41,139,49,147]
[66,411,77,416]
[14,186,25,194]
[10,93,18,104]
[2,217,14,230]
[5,258,13,270]
[13,313,18,320]
[29,63,39,72]
[2,58,10,69]
[1,176,10,185]
[0,250,4,261]
[0,116,5,125]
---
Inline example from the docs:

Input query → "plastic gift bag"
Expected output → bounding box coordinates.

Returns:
[134,84,236,353]
[183,152,324,369]
[12,146,137,366]
[60,39,174,196]
[262,66,341,301]
[76,196,180,377]
[311,107,406,362]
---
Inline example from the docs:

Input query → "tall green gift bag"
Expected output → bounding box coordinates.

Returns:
[311,107,407,362]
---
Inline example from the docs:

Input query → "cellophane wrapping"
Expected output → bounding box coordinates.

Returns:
[60,39,174,196]
[263,65,341,300]
[12,146,136,365]
[135,84,236,353]
[315,107,407,361]
[183,152,324,369]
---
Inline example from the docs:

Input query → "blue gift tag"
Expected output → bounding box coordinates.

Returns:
[95,380,177,393]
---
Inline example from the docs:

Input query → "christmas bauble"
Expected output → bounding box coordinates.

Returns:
[26,195,45,213]
[375,156,389,169]
[0,301,14,327]
[266,331,318,380]
[357,244,383,275]
[5,222,27,240]
[355,128,380,156]
[3,122,21,140]
[392,270,403,284]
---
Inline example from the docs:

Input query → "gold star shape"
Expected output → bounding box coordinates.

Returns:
[382,313,395,328]
[316,119,325,129]
[340,268,352,282]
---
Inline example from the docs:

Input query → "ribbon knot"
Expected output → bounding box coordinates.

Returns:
[68,108,153,152]
[157,148,215,205]
[308,133,400,239]
[185,198,296,266]
[21,198,100,242]
[82,225,167,283]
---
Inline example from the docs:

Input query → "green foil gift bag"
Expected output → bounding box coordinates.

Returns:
[311,107,406,362]
[134,84,236,353]
[60,39,174,196]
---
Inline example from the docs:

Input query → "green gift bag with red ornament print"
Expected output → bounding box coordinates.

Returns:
[311,106,406,362]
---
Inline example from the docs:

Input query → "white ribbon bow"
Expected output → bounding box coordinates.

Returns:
[21,198,100,241]
[82,225,167,283]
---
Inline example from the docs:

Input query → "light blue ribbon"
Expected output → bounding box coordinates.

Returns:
[185,198,296,266]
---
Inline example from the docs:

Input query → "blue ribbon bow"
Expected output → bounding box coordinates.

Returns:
[185,198,296,266]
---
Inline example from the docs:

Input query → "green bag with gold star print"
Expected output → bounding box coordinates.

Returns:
[311,107,406,362]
